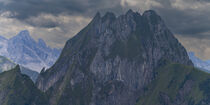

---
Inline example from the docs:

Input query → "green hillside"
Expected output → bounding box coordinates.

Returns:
[0,65,48,105]
[137,63,210,105]
[0,55,39,82]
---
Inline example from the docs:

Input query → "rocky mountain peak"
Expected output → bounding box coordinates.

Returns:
[102,12,116,21]
[143,10,163,26]
[13,65,21,73]
[15,30,33,40]
[10,30,36,46]
[36,9,193,105]
[92,12,101,23]
[38,38,47,48]
[125,9,138,18]
[86,10,166,42]
[126,9,134,14]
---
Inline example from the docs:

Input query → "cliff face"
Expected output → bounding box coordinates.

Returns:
[36,10,192,105]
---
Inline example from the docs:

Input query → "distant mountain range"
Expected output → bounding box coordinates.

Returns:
[0,30,61,72]
[0,55,39,82]
[188,52,210,73]
[0,55,15,72]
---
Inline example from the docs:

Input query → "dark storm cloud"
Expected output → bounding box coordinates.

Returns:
[25,18,60,28]
[198,0,210,2]
[2,0,210,59]
[0,0,127,28]
[150,0,210,39]
[0,0,124,19]
[146,0,210,59]
[2,0,210,37]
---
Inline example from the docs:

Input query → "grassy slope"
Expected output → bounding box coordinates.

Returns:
[0,66,48,105]
[136,63,210,105]
[0,56,39,82]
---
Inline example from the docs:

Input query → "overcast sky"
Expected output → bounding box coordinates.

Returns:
[0,0,210,59]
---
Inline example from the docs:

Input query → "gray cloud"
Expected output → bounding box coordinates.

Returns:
[0,0,127,29]
[1,0,210,59]
[150,0,210,37]
[0,0,123,19]
[144,0,210,59]
[25,18,59,28]
[0,0,128,48]
[176,35,210,60]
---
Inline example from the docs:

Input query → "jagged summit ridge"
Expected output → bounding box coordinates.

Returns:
[36,9,192,105]
[93,9,157,21]
[84,10,167,41]
[16,30,30,37]
[11,30,35,43]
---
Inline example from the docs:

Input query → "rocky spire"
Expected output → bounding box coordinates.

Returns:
[36,9,193,105]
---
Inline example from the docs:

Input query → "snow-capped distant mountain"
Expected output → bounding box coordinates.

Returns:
[0,55,39,82]
[188,52,210,72]
[0,56,15,72]
[0,30,61,72]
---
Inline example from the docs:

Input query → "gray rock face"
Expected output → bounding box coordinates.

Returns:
[36,10,192,105]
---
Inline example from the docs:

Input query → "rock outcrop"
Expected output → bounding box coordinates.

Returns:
[36,9,192,105]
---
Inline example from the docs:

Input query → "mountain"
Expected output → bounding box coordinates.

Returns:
[0,65,48,105]
[1,9,209,105]
[0,30,61,72]
[36,10,194,105]
[0,55,39,82]
[188,52,210,72]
